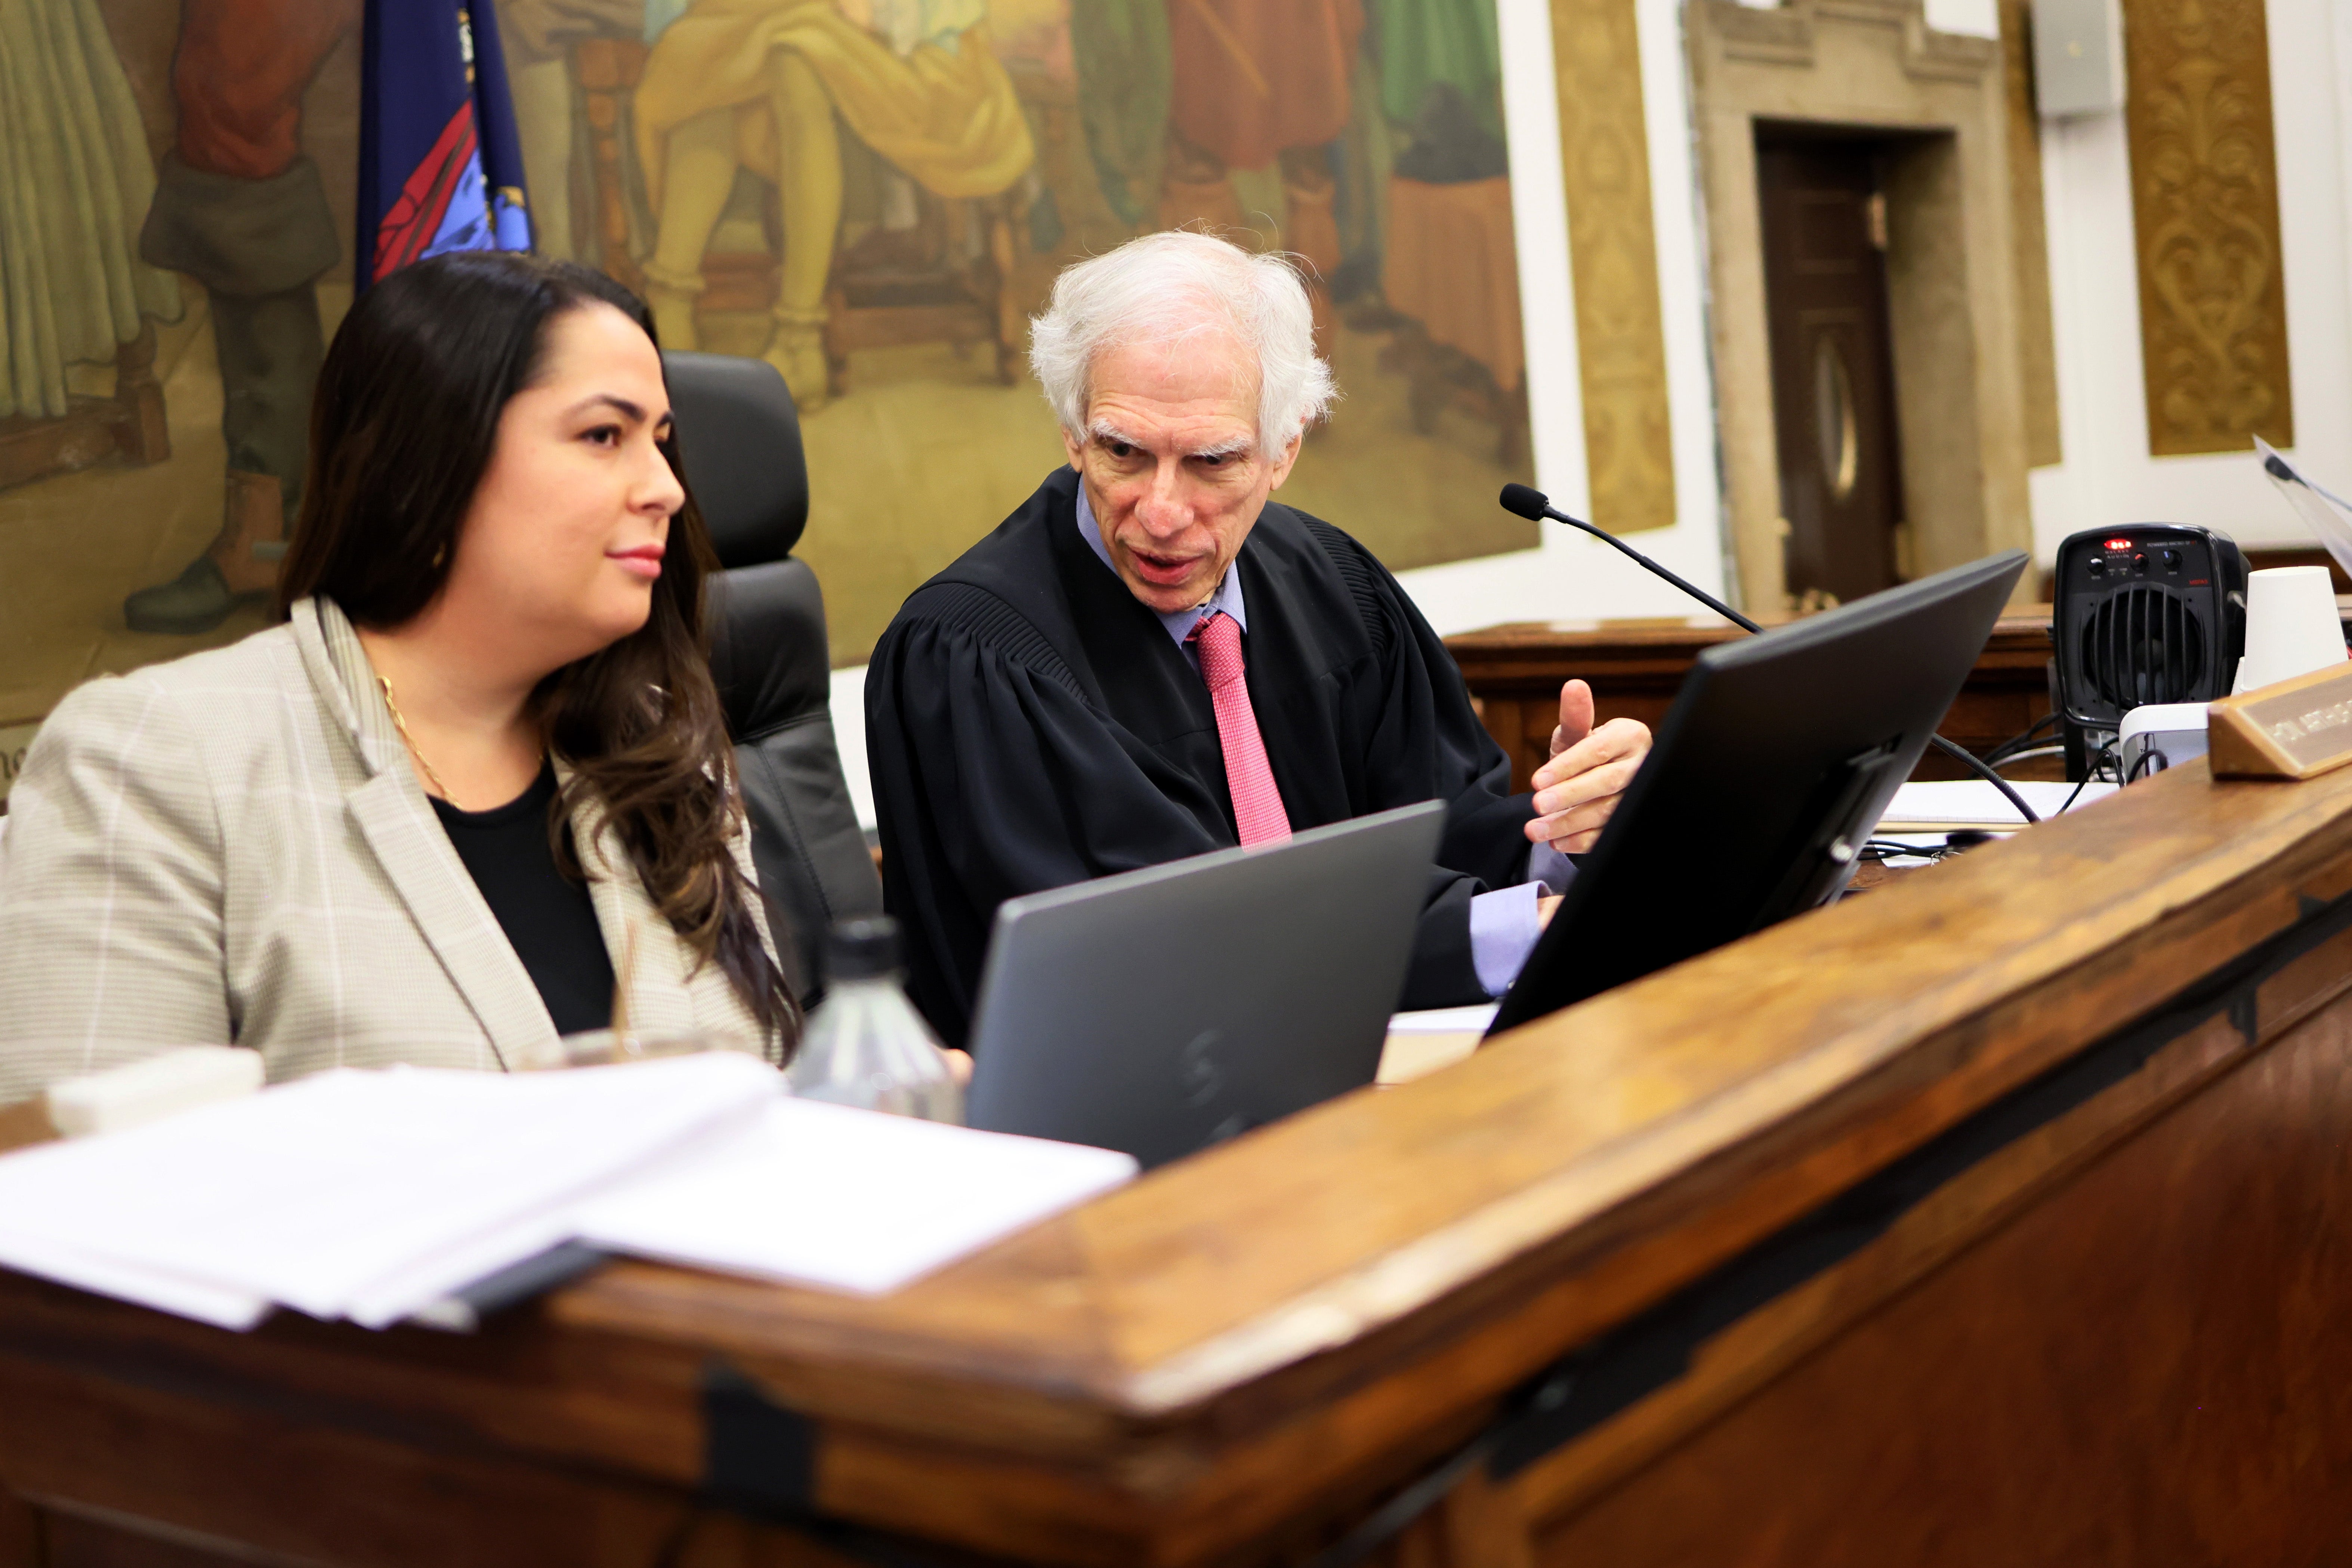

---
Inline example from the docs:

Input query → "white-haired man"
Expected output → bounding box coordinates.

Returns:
[866,232,1652,1045]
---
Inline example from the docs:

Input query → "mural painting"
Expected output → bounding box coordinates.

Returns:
[1,0,364,798]
[0,0,1537,797]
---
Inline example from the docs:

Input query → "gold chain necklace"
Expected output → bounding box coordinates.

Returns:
[376,674,460,809]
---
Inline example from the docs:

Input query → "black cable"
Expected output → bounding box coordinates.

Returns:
[2056,741,2118,816]
[1502,487,2046,824]
[2013,710,2064,742]
[1861,839,1955,862]
[1924,736,2042,823]
[1982,712,2063,764]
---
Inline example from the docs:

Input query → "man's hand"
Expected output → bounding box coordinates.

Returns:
[942,1047,975,1087]
[1527,678,1652,854]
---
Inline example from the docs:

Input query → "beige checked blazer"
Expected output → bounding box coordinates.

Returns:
[0,598,777,1103]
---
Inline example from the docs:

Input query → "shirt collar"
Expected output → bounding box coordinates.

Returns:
[1075,476,1247,644]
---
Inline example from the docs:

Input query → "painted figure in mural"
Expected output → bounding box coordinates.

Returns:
[0,0,181,431]
[494,0,646,261]
[121,0,365,635]
[1159,0,1358,334]
[1066,0,1506,335]
[628,0,1035,407]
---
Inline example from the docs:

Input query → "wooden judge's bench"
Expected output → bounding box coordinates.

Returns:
[1447,609,2070,788]
[9,763,2352,1561]
[1444,598,2352,790]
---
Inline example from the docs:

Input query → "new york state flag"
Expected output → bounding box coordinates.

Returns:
[358,0,533,288]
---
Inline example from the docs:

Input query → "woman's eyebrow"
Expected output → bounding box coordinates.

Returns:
[566,393,663,424]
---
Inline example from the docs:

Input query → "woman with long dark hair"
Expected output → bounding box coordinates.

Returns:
[0,252,796,1098]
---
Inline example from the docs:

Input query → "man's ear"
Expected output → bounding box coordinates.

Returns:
[1265,429,1305,491]
[1060,425,1088,472]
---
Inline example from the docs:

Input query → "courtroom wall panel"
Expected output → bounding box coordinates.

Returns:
[1528,978,2352,1564]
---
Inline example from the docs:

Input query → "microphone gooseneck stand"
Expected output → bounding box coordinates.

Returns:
[1496,484,2042,825]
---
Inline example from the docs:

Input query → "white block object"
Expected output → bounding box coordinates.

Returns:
[1924,0,2000,39]
[2118,702,2211,781]
[2234,566,2348,693]
[45,1047,265,1138]
[2032,0,2124,116]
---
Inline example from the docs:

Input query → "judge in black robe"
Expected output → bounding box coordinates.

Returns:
[870,463,1601,1045]
[864,233,1649,1049]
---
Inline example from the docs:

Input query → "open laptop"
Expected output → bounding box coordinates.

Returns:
[963,801,1445,1167]
[1490,549,2028,1034]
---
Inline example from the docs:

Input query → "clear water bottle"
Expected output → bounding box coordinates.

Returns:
[785,917,963,1123]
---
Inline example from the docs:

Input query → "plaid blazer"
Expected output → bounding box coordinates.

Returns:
[0,598,775,1102]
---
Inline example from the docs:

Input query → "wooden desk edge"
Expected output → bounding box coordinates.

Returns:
[9,763,2352,1568]
[548,763,2352,1427]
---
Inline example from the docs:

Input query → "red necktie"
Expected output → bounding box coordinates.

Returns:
[1190,611,1292,847]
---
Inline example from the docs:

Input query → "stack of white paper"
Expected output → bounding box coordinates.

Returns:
[0,1054,1137,1330]
[0,1053,780,1329]
[1880,779,2116,830]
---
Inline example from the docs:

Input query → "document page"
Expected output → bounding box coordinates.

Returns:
[572,1098,1138,1296]
[1880,780,2116,828]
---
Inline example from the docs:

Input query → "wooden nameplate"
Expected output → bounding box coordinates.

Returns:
[0,1096,56,1155]
[2209,661,2352,779]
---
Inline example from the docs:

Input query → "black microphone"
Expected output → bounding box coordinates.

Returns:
[1497,484,2040,824]
[1500,483,1760,634]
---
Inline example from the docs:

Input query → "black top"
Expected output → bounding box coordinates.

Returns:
[431,759,617,1037]
[865,466,1536,1047]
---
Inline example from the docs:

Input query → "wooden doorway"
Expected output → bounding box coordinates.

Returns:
[1756,129,1904,607]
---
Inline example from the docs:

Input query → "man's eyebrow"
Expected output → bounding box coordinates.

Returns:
[1087,421,1251,460]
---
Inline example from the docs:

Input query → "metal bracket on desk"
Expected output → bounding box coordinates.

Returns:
[696,1363,990,1568]
[702,1359,817,1513]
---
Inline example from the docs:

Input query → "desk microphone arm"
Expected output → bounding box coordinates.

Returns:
[1496,484,2040,825]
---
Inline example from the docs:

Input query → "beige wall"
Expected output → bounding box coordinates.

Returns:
[1686,0,2034,611]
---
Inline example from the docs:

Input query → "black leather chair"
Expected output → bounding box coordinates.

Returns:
[664,351,883,1002]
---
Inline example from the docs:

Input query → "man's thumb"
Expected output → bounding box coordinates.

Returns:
[1559,678,1596,745]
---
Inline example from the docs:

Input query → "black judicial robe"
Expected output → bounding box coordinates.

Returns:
[865,466,1539,1047]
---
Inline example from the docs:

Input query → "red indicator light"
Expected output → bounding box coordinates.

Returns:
[2103,537,2132,550]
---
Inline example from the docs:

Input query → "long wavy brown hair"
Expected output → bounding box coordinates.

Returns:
[279,251,798,1056]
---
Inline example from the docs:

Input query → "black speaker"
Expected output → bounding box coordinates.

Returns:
[2051,525,2246,777]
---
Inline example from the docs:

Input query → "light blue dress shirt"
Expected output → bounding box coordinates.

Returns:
[1073,482,1571,997]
